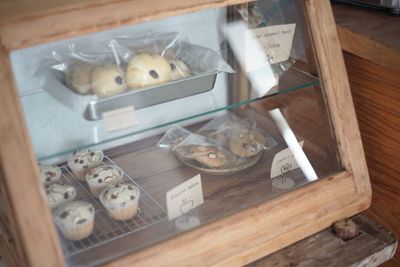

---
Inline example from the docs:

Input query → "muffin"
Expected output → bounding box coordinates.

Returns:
[39,164,62,185]
[67,149,103,181]
[91,65,127,96]
[54,201,95,241]
[45,183,77,209]
[100,183,140,221]
[85,165,123,198]
[126,53,171,89]
[168,59,191,81]
[65,62,94,95]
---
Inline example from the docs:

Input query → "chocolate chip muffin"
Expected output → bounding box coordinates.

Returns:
[67,149,104,181]
[39,164,62,185]
[45,183,76,209]
[85,165,123,198]
[100,183,140,221]
[54,201,95,241]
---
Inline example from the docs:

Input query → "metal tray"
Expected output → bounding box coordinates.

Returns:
[41,70,218,121]
[85,72,218,120]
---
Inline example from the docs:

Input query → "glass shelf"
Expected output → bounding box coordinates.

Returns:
[21,65,318,162]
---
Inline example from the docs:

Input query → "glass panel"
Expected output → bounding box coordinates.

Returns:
[11,0,319,162]
[11,0,343,266]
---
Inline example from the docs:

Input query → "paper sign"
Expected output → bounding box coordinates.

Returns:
[166,174,204,221]
[103,106,138,132]
[248,24,296,64]
[222,22,278,97]
[270,141,304,178]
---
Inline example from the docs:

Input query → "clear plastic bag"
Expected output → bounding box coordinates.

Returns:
[113,32,234,78]
[172,133,237,170]
[38,32,234,97]
[156,126,191,152]
[157,112,278,174]
[197,112,278,157]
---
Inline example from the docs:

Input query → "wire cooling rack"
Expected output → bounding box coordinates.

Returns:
[56,156,167,257]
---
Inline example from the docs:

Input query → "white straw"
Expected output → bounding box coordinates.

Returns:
[269,109,318,181]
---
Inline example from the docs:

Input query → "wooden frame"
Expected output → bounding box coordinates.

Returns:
[0,0,371,266]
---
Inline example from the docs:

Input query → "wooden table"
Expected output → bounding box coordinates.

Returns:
[248,214,397,267]
[333,3,400,267]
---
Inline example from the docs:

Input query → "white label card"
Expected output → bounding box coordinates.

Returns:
[270,141,304,178]
[248,23,296,64]
[103,106,138,132]
[166,174,204,221]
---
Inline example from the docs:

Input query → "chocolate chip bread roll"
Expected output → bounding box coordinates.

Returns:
[126,53,171,89]
[65,62,93,95]
[168,59,191,81]
[91,65,127,96]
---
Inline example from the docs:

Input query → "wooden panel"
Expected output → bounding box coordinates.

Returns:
[333,4,400,73]
[103,171,368,267]
[304,0,370,194]
[343,52,400,267]
[0,47,65,266]
[0,0,250,50]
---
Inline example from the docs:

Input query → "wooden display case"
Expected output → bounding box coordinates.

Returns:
[0,0,371,266]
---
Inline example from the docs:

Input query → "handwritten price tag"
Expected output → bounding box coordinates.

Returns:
[247,23,296,65]
[166,174,204,221]
[270,141,304,178]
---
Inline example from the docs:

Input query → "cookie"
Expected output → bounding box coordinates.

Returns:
[65,62,93,95]
[229,130,265,158]
[126,53,171,89]
[100,183,140,221]
[188,145,227,168]
[39,164,62,185]
[54,201,95,241]
[86,165,123,198]
[45,183,76,209]
[91,65,127,96]
[168,59,191,81]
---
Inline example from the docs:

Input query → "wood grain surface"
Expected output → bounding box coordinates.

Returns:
[0,45,65,266]
[343,52,400,267]
[333,4,400,73]
[0,0,250,50]
[305,0,371,195]
[248,214,397,267]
